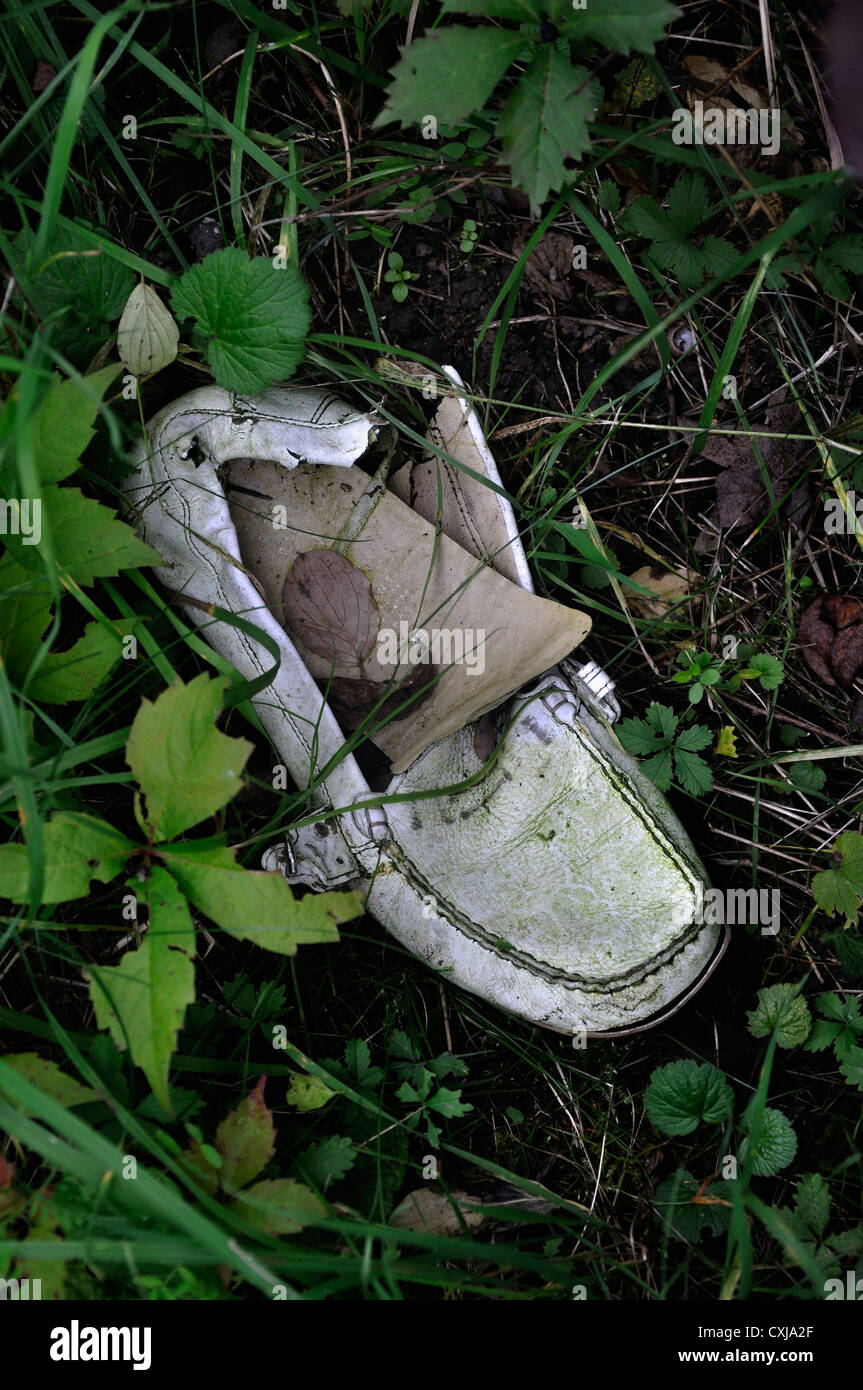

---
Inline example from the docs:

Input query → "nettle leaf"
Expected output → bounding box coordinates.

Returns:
[497,51,599,213]
[163,838,362,954]
[0,811,136,905]
[376,27,526,129]
[117,283,179,377]
[10,223,135,363]
[645,1059,733,1136]
[32,365,121,484]
[282,550,380,671]
[0,1055,100,1114]
[747,984,812,1048]
[215,1076,275,1193]
[812,831,863,926]
[653,1167,730,1243]
[87,866,196,1115]
[233,1178,326,1234]
[126,674,252,842]
[666,171,710,236]
[740,1105,797,1177]
[791,1173,831,1241]
[557,0,681,54]
[27,616,139,705]
[7,485,162,586]
[171,248,311,394]
[295,1135,357,1191]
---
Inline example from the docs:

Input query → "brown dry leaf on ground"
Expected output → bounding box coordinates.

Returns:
[699,396,812,531]
[512,229,574,300]
[798,594,863,690]
[626,565,698,619]
[389,1188,485,1235]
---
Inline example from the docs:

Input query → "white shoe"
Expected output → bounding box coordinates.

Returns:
[123,372,727,1036]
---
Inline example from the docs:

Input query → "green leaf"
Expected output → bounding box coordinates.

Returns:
[9,223,135,363]
[645,1059,733,1136]
[0,553,53,675]
[837,1044,863,1091]
[26,616,138,704]
[126,674,252,842]
[426,1086,473,1118]
[87,867,196,1115]
[617,714,665,756]
[0,1055,99,1114]
[0,812,136,905]
[831,928,863,982]
[673,746,713,796]
[295,1135,357,1191]
[674,724,713,752]
[215,1077,275,1193]
[376,28,526,130]
[559,0,681,54]
[497,51,599,212]
[666,172,710,237]
[8,485,162,587]
[440,0,544,19]
[653,1167,731,1243]
[285,1073,336,1112]
[812,832,863,926]
[117,283,179,376]
[747,652,785,689]
[740,1106,797,1177]
[171,248,311,394]
[746,984,812,1048]
[640,748,674,791]
[786,761,826,793]
[232,1178,326,1234]
[32,366,122,484]
[163,838,362,954]
[792,1173,831,1240]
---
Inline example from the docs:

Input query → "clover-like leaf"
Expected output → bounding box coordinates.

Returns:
[645,1059,733,1136]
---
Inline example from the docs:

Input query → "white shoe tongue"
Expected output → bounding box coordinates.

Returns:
[225,456,590,773]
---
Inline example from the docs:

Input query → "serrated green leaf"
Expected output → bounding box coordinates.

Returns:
[0,811,136,905]
[425,1085,473,1119]
[32,366,122,484]
[641,748,674,791]
[813,832,863,926]
[666,172,710,237]
[831,928,863,982]
[838,1044,863,1091]
[215,1076,275,1193]
[126,674,252,841]
[746,984,812,1048]
[117,283,179,376]
[171,248,310,394]
[0,553,53,675]
[0,1054,100,1115]
[675,724,713,752]
[498,51,598,212]
[645,1059,733,1136]
[653,1167,731,1243]
[787,761,826,793]
[792,1174,831,1240]
[162,838,362,954]
[233,1178,326,1234]
[616,715,661,756]
[376,27,526,130]
[740,1106,797,1176]
[295,1134,357,1191]
[747,652,785,689]
[26,616,138,704]
[87,867,196,1115]
[7,485,162,587]
[673,746,713,796]
[9,223,135,364]
[557,0,681,54]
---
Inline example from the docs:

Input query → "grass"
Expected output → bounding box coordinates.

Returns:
[1,0,862,1305]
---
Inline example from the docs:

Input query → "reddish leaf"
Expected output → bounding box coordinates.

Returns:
[327,661,437,730]
[798,594,863,690]
[215,1075,276,1193]
[282,550,380,671]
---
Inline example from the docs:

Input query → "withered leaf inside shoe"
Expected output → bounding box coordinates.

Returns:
[283,549,379,672]
[798,593,863,689]
[328,661,437,731]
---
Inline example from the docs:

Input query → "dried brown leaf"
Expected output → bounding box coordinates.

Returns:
[282,550,380,671]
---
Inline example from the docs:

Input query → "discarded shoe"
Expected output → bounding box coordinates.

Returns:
[123,373,728,1036]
